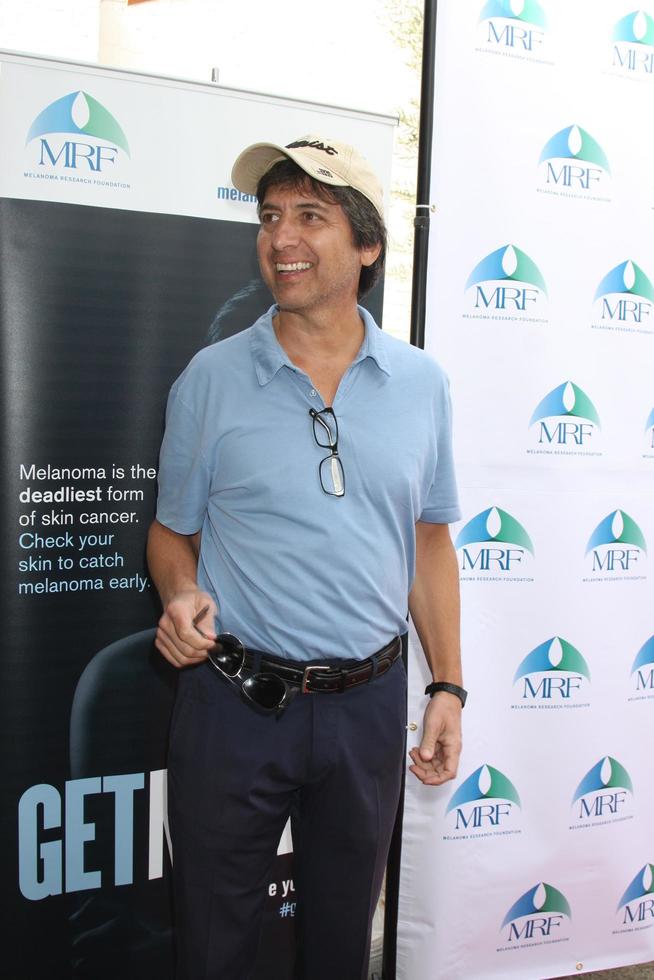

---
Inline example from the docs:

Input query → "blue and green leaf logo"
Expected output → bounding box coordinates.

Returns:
[514,637,590,682]
[456,507,534,553]
[464,245,547,318]
[466,244,547,293]
[540,125,610,173]
[447,764,521,812]
[480,0,547,27]
[530,381,600,427]
[631,636,654,694]
[614,10,654,46]
[595,260,654,302]
[618,865,654,911]
[572,757,633,804]
[26,91,130,156]
[645,408,654,451]
[631,635,654,674]
[502,882,571,928]
[586,510,647,555]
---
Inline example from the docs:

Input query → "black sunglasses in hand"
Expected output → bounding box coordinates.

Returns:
[192,607,292,712]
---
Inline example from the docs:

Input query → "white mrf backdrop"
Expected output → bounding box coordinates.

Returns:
[398,3,654,978]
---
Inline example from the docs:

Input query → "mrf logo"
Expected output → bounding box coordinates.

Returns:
[585,510,647,575]
[455,506,534,575]
[514,636,590,702]
[26,91,130,173]
[464,244,547,318]
[572,756,633,823]
[500,882,571,945]
[612,10,654,75]
[631,635,654,694]
[643,408,654,459]
[529,381,600,449]
[593,260,654,328]
[538,124,610,192]
[478,0,547,55]
[617,865,654,929]
[446,764,520,834]
[646,408,654,450]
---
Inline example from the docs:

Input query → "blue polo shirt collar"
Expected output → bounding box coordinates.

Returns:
[250,305,391,387]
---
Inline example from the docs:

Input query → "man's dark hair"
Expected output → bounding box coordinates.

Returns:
[256,158,387,299]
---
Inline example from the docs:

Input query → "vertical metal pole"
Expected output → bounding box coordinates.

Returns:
[409,0,438,351]
[383,8,440,972]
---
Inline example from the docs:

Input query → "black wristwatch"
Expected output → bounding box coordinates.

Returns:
[425,681,467,708]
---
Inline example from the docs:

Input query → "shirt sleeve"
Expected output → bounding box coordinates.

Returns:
[155,380,212,535]
[419,373,461,525]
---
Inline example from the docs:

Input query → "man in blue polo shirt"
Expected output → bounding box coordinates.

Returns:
[147,134,465,980]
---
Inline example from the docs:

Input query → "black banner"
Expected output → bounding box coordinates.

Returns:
[1,197,381,979]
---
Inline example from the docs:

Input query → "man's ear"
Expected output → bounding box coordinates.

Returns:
[360,242,382,268]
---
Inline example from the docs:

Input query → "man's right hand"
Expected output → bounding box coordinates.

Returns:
[155,590,218,669]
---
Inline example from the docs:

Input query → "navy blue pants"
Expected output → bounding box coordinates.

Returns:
[167,650,407,980]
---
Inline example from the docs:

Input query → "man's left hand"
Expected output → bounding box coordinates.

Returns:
[408,694,462,786]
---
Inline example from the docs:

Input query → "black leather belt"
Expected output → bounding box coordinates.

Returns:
[240,635,402,694]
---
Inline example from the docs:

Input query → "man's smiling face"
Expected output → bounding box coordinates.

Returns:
[256,180,379,317]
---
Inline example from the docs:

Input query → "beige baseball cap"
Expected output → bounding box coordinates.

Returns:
[231,134,384,218]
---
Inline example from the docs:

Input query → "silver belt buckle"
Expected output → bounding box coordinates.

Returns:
[301,664,332,694]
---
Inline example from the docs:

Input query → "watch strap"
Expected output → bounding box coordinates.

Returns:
[425,681,467,707]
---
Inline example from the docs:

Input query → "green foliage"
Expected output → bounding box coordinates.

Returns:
[384,0,423,154]
[387,0,423,72]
